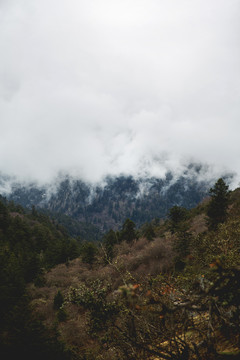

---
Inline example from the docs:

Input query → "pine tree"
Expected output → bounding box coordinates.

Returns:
[207,178,230,230]
[81,242,98,264]
[119,218,136,243]
[103,229,117,262]
[53,290,64,310]
[168,206,187,233]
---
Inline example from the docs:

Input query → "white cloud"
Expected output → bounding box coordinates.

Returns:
[0,0,240,185]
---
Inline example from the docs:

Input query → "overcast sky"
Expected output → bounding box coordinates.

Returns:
[0,0,240,186]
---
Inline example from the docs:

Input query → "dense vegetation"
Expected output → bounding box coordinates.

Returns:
[7,169,212,238]
[1,178,240,359]
[0,198,81,359]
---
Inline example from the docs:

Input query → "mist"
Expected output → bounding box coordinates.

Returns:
[0,0,240,187]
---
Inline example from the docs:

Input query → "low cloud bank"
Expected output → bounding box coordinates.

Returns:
[0,0,239,188]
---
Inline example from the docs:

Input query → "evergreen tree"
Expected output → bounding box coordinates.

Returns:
[168,206,187,233]
[141,222,155,241]
[53,290,64,310]
[173,224,192,271]
[207,178,230,230]
[119,218,136,243]
[0,201,9,233]
[103,229,117,262]
[80,242,98,264]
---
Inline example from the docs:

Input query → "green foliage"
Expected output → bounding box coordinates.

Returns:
[167,206,192,270]
[54,290,65,310]
[0,201,10,233]
[57,308,68,322]
[46,211,102,241]
[119,218,137,243]
[207,178,230,230]
[68,280,118,334]
[0,246,25,321]
[0,197,79,359]
[193,219,240,268]
[173,225,192,271]
[3,177,240,359]
[80,242,98,264]
[141,222,156,241]
[102,229,118,262]
[0,300,71,359]
[168,205,188,233]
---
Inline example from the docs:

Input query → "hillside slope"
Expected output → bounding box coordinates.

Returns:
[28,183,240,359]
[0,197,81,359]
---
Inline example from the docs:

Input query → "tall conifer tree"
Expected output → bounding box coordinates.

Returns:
[207,178,230,230]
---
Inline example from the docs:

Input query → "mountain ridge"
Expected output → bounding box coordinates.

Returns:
[1,164,234,239]
[5,175,211,229]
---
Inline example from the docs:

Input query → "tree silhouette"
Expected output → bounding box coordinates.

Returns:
[119,218,136,243]
[103,229,117,262]
[168,206,187,233]
[207,178,230,230]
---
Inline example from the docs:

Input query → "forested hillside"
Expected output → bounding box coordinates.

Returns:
[13,178,239,360]
[0,197,81,359]
[6,166,217,238]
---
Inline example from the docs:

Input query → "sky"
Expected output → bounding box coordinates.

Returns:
[0,0,240,186]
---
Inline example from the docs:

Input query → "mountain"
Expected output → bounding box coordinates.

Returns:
[1,177,240,359]
[3,164,232,238]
